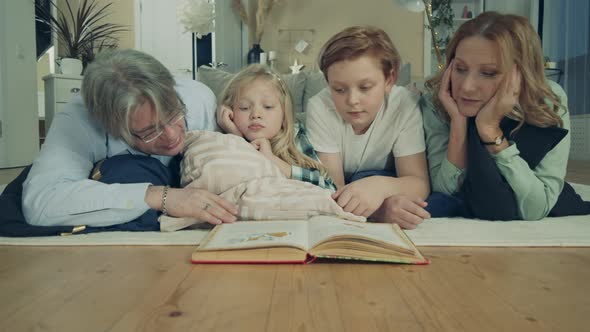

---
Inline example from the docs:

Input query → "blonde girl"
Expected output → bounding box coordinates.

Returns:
[217,64,335,190]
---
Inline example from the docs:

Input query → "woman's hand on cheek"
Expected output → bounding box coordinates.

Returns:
[439,60,465,122]
[218,106,243,137]
[331,177,388,217]
[476,66,521,131]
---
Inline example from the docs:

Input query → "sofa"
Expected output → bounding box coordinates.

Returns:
[195,63,413,115]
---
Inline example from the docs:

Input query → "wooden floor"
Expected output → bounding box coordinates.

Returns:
[1,246,589,332]
[563,160,590,185]
[3,160,589,185]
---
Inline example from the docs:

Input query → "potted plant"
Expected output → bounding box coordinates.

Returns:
[35,0,127,75]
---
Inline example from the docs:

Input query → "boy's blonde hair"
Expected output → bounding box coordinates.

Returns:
[318,26,401,82]
[220,64,328,176]
[426,11,564,129]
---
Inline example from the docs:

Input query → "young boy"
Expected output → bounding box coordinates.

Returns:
[306,26,431,229]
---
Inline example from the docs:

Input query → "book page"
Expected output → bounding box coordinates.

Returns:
[199,220,309,251]
[307,216,411,250]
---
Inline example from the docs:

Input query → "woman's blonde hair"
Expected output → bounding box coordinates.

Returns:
[220,64,328,176]
[426,11,564,129]
[318,26,401,82]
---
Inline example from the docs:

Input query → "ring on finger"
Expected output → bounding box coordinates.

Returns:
[203,203,210,211]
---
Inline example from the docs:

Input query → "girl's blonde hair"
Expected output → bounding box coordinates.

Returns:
[426,11,564,129]
[318,26,401,82]
[220,64,329,176]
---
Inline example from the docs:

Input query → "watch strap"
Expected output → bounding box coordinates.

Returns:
[481,135,504,146]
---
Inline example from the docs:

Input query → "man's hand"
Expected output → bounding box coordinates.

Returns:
[146,186,238,225]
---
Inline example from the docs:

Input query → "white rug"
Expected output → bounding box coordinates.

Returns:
[1,183,589,247]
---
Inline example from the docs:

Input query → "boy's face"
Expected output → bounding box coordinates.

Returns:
[232,78,284,142]
[326,55,395,134]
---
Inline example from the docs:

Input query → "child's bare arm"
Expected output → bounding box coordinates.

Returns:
[316,152,345,189]
[389,152,430,199]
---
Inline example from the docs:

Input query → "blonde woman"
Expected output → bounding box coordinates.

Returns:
[217,64,335,190]
[422,11,590,220]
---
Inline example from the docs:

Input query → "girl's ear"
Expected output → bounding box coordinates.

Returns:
[385,68,397,93]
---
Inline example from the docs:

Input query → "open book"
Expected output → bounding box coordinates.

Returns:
[192,216,428,264]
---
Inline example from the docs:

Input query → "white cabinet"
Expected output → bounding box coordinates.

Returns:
[42,74,82,135]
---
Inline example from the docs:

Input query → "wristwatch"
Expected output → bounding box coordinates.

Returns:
[481,135,504,146]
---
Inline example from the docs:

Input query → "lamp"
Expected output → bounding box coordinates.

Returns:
[397,0,444,71]
[399,0,425,12]
[178,0,216,39]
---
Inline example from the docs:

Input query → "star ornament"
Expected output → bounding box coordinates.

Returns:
[289,60,305,74]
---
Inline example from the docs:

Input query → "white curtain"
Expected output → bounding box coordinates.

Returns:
[542,0,590,116]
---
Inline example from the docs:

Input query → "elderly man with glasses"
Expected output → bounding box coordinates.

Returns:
[19,49,238,233]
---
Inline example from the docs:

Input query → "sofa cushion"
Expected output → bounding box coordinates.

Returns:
[197,65,307,113]
[303,71,327,113]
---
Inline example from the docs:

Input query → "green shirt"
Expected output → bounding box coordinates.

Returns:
[421,81,570,220]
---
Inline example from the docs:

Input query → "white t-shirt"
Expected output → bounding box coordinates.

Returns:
[306,85,425,181]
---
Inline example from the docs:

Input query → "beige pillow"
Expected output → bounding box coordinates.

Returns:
[162,130,365,231]
[180,130,284,193]
[197,65,307,113]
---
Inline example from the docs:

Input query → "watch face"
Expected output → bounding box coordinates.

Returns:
[495,136,503,145]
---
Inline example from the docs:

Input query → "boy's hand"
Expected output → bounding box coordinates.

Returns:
[372,194,430,229]
[332,177,389,217]
[217,106,243,137]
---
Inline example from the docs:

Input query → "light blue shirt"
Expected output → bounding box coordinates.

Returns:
[22,78,217,227]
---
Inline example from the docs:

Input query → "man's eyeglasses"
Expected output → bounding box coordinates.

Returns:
[131,110,186,144]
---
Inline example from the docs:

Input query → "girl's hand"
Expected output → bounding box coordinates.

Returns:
[251,138,274,158]
[476,66,522,131]
[439,60,465,122]
[372,194,430,230]
[251,138,292,177]
[217,106,243,137]
[331,177,389,217]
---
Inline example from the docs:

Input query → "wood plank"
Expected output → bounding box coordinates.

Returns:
[2,246,590,332]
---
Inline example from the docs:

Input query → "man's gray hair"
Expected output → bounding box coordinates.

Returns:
[82,49,184,142]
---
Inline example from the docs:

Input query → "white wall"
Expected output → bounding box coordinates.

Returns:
[485,0,539,31]
[0,0,39,168]
[258,0,424,79]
